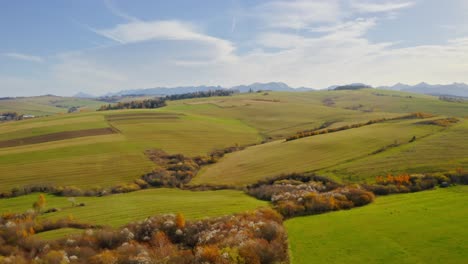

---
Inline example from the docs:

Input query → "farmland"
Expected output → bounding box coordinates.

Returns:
[0,109,260,192]
[0,89,467,263]
[0,95,104,116]
[286,186,468,264]
[192,118,447,186]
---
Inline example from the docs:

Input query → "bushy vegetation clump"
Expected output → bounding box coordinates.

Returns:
[363,170,467,195]
[247,173,374,218]
[0,208,288,264]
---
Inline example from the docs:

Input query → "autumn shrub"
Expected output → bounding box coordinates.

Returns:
[341,188,375,206]
[0,208,288,263]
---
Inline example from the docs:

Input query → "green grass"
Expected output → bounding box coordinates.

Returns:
[0,96,104,116]
[315,89,468,117]
[286,186,468,264]
[0,188,268,227]
[0,113,109,141]
[323,120,468,181]
[0,109,260,192]
[165,92,403,139]
[34,228,84,240]
[1,90,466,192]
[192,119,444,186]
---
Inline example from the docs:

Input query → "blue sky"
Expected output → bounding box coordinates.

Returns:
[1,0,468,96]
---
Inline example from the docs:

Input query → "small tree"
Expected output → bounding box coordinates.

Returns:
[33,194,46,212]
[176,212,186,229]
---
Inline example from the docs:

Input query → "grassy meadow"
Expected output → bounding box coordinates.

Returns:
[192,118,445,186]
[286,186,468,264]
[323,119,468,180]
[1,90,466,193]
[0,109,260,192]
[34,228,84,240]
[0,89,467,261]
[0,95,104,116]
[0,188,268,227]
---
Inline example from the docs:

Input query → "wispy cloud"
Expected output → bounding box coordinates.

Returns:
[350,0,415,13]
[3,52,43,63]
[94,20,236,62]
[255,0,341,30]
[103,0,138,21]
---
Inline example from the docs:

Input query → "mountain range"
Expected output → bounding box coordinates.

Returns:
[379,82,468,97]
[75,82,468,98]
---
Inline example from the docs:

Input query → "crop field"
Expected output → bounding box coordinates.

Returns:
[192,118,445,186]
[0,109,260,192]
[0,188,268,227]
[286,186,468,264]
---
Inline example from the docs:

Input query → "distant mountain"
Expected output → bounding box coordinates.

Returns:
[105,82,314,96]
[380,82,468,97]
[105,86,224,96]
[74,92,96,98]
[231,82,298,92]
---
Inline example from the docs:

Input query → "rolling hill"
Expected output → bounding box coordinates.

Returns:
[0,89,467,193]
[286,186,468,264]
[0,95,105,116]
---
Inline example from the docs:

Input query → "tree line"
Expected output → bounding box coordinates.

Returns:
[286,112,435,141]
[97,90,236,111]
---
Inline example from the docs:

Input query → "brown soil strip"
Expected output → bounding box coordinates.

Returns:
[0,128,117,148]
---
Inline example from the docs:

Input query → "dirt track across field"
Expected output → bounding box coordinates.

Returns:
[0,128,117,148]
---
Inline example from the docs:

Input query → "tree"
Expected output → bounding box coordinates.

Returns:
[33,194,46,212]
[176,212,186,229]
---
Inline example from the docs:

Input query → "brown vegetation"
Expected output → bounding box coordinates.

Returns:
[247,173,374,218]
[417,117,459,127]
[286,112,435,141]
[0,128,117,148]
[0,208,288,264]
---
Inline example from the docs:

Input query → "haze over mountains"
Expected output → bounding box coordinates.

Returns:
[379,82,468,97]
[73,82,468,99]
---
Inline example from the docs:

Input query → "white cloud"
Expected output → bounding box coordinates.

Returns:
[94,20,236,62]
[256,0,341,29]
[350,0,415,13]
[3,0,467,96]
[3,52,43,63]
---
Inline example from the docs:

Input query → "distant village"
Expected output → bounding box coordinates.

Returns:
[0,112,35,122]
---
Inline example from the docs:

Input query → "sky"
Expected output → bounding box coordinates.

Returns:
[1,0,468,96]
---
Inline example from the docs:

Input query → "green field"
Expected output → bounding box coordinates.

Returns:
[0,109,260,192]
[286,186,468,264]
[323,120,468,180]
[1,90,467,192]
[192,118,446,186]
[166,90,468,138]
[0,95,104,116]
[0,188,268,227]
[34,228,84,240]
